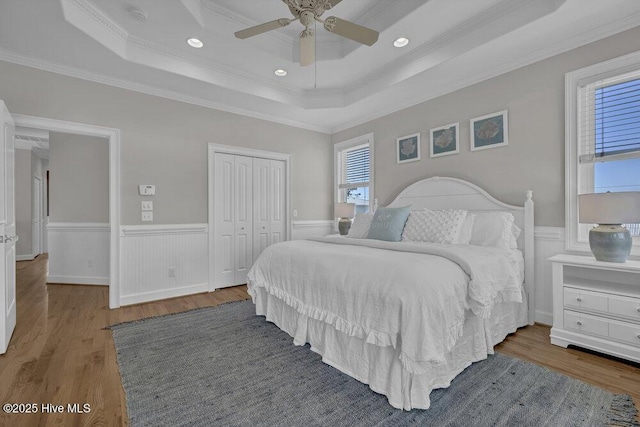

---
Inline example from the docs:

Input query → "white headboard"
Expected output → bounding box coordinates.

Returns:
[387,176,535,325]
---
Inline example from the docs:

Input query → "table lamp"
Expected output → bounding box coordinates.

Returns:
[335,202,356,235]
[578,192,640,262]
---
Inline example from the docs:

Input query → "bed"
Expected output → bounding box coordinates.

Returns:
[247,176,534,410]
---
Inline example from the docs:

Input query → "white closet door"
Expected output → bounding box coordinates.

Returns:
[233,155,253,284]
[253,158,270,261]
[270,160,286,245]
[214,153,235,287]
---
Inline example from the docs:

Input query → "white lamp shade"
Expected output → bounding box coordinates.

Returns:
[334,202,356,218]
[578,192,640,224]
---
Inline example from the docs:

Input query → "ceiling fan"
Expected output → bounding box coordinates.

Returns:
[234,0,379,66]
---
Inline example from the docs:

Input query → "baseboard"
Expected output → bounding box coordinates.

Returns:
[534,310,553,326]
[16,254,36,261]
[120,282,208,306]
[47,275,109,285]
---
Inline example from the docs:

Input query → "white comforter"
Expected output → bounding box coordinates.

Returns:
[247,237,524,374]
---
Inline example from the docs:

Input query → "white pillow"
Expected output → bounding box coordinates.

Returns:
[455,212,475,244]
[402,209,467,244]
[510,224,521,249]
[469,211,516,249]
[346,212,374,238]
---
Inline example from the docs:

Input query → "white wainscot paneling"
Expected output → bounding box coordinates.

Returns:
[533,226,566,325]
[120,224,208,306]
[47,222,110,285]
[292,220,334,240]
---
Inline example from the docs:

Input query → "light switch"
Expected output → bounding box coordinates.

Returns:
[141,201,153,211]
[139,185,156,196]
[142,211,153,222]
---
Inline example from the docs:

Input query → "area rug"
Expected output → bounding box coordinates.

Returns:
[110,300,638,427]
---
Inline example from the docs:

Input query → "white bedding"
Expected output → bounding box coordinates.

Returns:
[247,237,524,375]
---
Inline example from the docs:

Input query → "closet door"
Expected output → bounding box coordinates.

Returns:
[252,159,286,262]
[233,155,253,285]
[214,153,253,287]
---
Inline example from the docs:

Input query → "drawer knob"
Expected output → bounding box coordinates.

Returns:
[576,321,583,326]
[576,297,582,302]
[637,308,640,313]
[637,335,640,339]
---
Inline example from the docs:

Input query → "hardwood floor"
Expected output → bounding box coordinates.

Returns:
[1,255,638,426]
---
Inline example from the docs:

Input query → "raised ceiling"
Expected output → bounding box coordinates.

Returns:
[1,0,640,133]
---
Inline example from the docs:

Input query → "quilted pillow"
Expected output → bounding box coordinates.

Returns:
[347,212,374,238]
[469,211,516,249]
[367,206,412,242]
[402,209,468,244]
[455,212,476,245]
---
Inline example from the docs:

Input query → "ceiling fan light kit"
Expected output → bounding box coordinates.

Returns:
[234,0,379,66]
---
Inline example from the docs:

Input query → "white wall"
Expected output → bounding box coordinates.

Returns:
[15,149,32,259]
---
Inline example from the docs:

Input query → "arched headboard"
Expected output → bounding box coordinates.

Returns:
[388,177,535,325]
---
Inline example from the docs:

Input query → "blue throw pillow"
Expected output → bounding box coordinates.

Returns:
[367,206,412,242]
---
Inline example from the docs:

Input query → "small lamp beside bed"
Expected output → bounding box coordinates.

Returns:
[578,192,640,263]
[335,202,356,235]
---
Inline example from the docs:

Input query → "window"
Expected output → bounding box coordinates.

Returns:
[335,133,374,213]
[566,52,640,255]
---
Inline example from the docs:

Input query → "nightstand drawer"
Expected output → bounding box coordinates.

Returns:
[564,288,607,312]
[609,323,640,348]
[564,310,608,338]
[608,295,640,321]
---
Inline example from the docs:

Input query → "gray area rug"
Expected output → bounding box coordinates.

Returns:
[111,300,638,427]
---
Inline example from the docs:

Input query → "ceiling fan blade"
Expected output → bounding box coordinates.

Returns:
[323,16,378,46]
[234,18,291,39]
[326,0,342,8]
[300,29,315,66]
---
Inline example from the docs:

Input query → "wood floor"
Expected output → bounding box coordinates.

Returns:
[1,255,638,426]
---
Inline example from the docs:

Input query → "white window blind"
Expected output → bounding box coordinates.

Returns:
[337,144,370,190]
[579,71,640,164]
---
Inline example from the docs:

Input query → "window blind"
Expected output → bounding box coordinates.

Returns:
[338,144,369,189]
[579,71,640,164]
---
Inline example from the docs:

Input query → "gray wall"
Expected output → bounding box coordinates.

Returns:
[332,26,640,227]
[15,149,31,256]
[0,61,333,224]
[49,132,109,223]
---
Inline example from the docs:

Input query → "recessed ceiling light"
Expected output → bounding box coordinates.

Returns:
[187,38,204,48]
[393,37,409,48]
[274,69,287,77]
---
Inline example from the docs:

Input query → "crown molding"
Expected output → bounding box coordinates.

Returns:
[0,49,331,134]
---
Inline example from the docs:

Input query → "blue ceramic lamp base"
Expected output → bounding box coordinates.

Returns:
[338,218,352,235]
[589,224,632,263]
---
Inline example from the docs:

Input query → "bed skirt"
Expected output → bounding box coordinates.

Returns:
[252,287,528,410]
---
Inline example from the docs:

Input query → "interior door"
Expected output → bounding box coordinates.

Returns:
[0,100,17,355]
[33,177,41,256]
[214,153,235,288]
[233,155,253,285]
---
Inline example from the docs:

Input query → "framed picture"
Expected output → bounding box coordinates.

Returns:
[429,122,459,158]
[470,110,508,151]
[396,133,421,164]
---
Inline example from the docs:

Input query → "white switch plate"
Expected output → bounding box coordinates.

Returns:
[142,211,153,221]
[293,209,298,218]
[141,201,153,211]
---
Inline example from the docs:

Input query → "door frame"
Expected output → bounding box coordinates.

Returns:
[32,175,42,256]
[13,114,121,309]
[207,143,291,292]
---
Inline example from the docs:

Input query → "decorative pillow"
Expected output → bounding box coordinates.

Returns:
[469,211,516,249]
[509,224,522,249]
[367,206,412,242]
[347,213,374,238]
[455,212,475,245]
[402,209,468,244]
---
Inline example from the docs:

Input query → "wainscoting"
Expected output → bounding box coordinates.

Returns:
[47,222,110,285]
[291,220,334,240]
[533,226,565,325]
[119,224,208,306]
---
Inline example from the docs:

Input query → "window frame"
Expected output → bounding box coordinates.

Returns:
[334,133,375,212]
[565,50,640,256]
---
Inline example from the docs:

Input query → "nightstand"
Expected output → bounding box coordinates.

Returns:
[549,254,640,363]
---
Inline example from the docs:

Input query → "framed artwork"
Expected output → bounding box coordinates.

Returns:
[470,110,508,151]
[396,133,420,164]
[429,122,459,158]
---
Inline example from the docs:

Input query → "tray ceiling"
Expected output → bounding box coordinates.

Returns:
[1,0,640,132]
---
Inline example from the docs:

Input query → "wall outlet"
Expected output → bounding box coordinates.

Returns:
[168,267,176,277]
[88,258,93,268]
[142,211,153,221]
[141,201,153,211]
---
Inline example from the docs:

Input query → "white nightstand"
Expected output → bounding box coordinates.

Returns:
[549,254,640,363]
